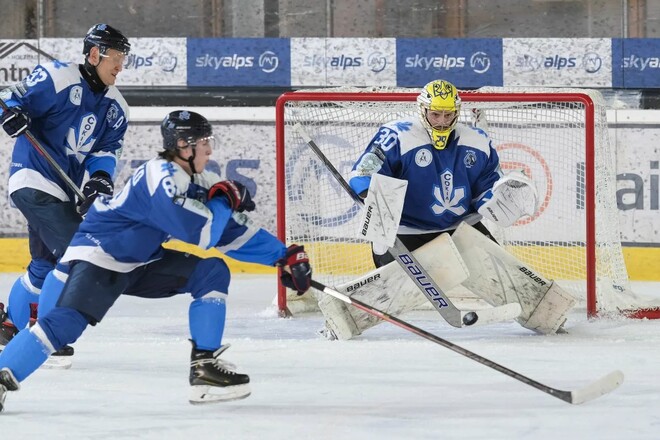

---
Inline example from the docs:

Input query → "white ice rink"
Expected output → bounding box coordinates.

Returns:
[1,273,660,439]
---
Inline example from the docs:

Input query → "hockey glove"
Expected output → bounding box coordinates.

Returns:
[277,245,312,295]
[77,171,114,215]
[208,180,256,212]
[1,106,30,138]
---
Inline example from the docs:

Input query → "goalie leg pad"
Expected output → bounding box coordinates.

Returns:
[317,294,362,341]
[451,223,575,334]
[318,233,469,340]
[523,282,575,334]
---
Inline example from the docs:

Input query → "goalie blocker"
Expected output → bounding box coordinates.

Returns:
[318,223,575,340]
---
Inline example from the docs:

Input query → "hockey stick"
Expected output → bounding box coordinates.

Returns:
[0,98,86,201]
[311,279,623,405]
[295,123,485,328]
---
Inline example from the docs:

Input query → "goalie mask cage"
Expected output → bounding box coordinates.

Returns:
[275,86,660,320]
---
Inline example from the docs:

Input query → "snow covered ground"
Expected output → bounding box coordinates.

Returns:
[1,273,659,439]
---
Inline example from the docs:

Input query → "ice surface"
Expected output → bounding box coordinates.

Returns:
[1,273,659,439]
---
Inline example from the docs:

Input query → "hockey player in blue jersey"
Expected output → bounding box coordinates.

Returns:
[0,110,312,410]
[317,79,545,340]
[0,24,131,359]
[349,79,510,267]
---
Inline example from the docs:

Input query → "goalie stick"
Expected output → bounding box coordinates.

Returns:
[311,279,624,405]
[295,123,495,328]
[0,98,86,201]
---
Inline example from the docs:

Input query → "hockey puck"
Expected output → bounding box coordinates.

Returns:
[462,312,478,326]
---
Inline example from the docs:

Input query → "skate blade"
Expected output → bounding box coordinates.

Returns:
[43,355,72,370]
[189,383,251,404]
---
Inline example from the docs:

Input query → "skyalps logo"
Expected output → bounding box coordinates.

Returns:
[124,50,178,72]
[195,54,254,69]
[367,52,387,73]
[622,54,660,71]
[258,51,279,73]
[470,51,491,74]
[303,54,362,71]
[404,54,465,70]
[516,52,602,73]
[431,170,466,216]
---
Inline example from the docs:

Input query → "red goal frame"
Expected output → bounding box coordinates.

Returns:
[274,90,660,320]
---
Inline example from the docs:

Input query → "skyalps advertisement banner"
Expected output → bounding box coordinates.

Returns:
[187,38,290,87]
[612,39,660,88]
[502,38,611,87]
[290,38,396,87]
[395,38,502,88]
[38,38,187,86]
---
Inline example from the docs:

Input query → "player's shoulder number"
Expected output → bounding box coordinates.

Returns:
[25,67,49,87]
[373,126,399,152]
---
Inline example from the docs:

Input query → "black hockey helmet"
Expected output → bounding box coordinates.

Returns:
[82,24,131,57]
[161,110,213,151]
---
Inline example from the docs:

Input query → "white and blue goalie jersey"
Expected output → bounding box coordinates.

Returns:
[60,159,286,272]
[2,61,128,202]
[349,118,502,233]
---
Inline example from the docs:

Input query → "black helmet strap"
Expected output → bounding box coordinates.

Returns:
[175,137,198,177]
[79,59,106,93]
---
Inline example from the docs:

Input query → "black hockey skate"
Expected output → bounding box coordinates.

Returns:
[0,303,18,349]
[0,367,20,412]
[189,341,251,404]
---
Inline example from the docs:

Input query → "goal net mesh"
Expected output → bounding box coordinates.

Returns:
[277,86,655,317]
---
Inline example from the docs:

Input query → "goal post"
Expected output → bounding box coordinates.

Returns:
[275,86,660,320]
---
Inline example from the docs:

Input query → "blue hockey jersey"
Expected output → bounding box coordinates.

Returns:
[349,117,502,233]
[2,61,128,202]
[60,158,286,272]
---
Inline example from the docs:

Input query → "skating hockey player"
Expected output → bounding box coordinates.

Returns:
[0,111,312,411]
[0,24,131,361]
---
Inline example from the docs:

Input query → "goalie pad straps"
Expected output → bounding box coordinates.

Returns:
[478,171,539,228]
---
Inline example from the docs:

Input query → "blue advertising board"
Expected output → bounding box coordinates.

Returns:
[612,39,660,88]
[396,38,502,88]
[187,38,290,87]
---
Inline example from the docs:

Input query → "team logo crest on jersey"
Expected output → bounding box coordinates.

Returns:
[415,148,432,168]
[66,114,98,162]
[69,86,82,106]
[106,104,119,123]
[464,150,477,168]
[430,170,466,216]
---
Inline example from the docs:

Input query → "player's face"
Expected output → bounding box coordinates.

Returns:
[95,48,126,86]
[426,110,458,131]
[191,136,214,172]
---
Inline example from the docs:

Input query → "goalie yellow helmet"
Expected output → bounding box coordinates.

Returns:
[417,79,461,150]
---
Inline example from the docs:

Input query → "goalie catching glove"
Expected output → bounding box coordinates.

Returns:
[277,245,312,295]
[478,170,539,228]
[208,180,256,212]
